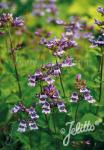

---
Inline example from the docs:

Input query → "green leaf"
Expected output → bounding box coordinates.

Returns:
[80,113,102,124]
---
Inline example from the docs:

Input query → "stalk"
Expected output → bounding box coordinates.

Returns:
[96,47,104,114]
[52,109,59,150]
[56,59,66,98]
[74,101,80,123]
[7,25,22,99]
[59,71,66,98]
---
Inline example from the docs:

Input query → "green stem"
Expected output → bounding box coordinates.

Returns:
[56,59,66,98]
[7,25,22,99]
[52,114,57,134]
[52,109,59,150]
[96,47,104,114]
[75,101,80,123]
[59,72,66,98]
[29,131,32,150]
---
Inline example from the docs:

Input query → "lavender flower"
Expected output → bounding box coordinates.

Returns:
[70,92,79,102]
[52,90,60,99]
[28,120,38,130]
[61,57,75,68]
[12,17,24,27]
[28,75,36,87]
[76,74,81,81]
[89,35,104,47]
[41,34,77,57]
[70,74,95,103]
[45,77,55,84]
[27,107,39,120]
[84,91,95,103]
[0,13,13,22]
[80,87,89,93]
[97,6,104,16]
[11,104,21,113]
[55,19,65,25]
[52,65,61,76]
[42,101,51,114]
[57,101,67,112]
[17,120,27,133]
[94,19,104,26]
[28,70,43,87]
[0,3,8,9]
[43,84,56,97]
[32,0,57,16]
[37,93,47,104]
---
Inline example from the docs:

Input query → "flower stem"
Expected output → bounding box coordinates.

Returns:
[75,101,80,123]
[96,47,104,114]
[52,110,57,134]
[52,109,59,150]
[56,59,66,98]
[29,131,32,150]
[7,25,22,99]
[59,72,66,98]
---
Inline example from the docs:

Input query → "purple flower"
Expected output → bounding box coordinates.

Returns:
[35,69,43,78]
[70,92,78,102]
[97,6,104,15]
[0,3,8,9]
[61,57,75,68]
[44,84,56,97]
[52,66,61,76]
[53,49,65,57]
[27,107,39,120]
[28,120,38,130]
[84,91,95,103]
[94,19,104,26]
[37,93,47,104]
[17,120,27,132]
[12,17,24,27]
[42,101,51,114]
[91,35,104,47]
[28,70,43,87]
[76,74,81,81]
[51,90,60,99]
[42,63,55,69]
[80,87,89,93]
[57,101,67,113]
[55,19,65,25]
[0,13,13,22]
[32,0,57,16]
[28,75,36,87]
[40,38,47,45]
[11,104,21,113]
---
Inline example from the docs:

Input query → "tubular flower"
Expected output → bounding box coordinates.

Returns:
[70,74,95,103]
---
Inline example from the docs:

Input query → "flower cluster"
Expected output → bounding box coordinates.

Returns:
[28,56,75,87]
[36,84,67,114]
[32,0,57,16]
[70,74,95,103]
[28,57,72,114]
[64,16,94,40]
[90,6,104,47]
[28,65,68,114]
[0,13,24,28]
[11,102,39,132]
[47,16,94,40]
[40,34,77,57]
[97,6,104,16]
